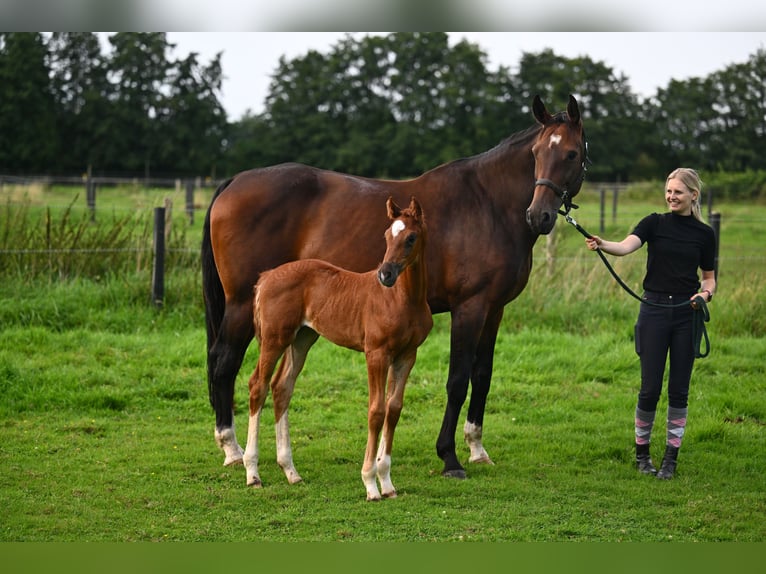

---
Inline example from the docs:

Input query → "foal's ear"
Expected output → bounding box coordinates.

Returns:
[532,94,552,125]
[408,196,423,221]
[386,196,402,220]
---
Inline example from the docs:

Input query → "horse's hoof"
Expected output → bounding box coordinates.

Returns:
[442,468,467,480]
[247,479,263,488]
[224,456,244,467]
[382,490,398,499]
[366,494,382,502]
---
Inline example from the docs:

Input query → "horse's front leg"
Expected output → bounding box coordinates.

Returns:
[436,303,486,478]
[376,352,416,498]
[362,353,388,501]
[464,307,504,465]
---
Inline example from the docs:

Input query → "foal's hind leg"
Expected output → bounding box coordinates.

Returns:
[244,346,282,488]
[272,327,319,485]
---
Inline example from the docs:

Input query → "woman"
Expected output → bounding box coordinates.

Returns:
[585,168,716,479]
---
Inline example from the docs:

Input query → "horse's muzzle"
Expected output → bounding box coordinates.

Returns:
[377,263,401,287]
[526,207,557,235]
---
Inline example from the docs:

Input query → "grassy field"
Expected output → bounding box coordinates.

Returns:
[0,183,764,543]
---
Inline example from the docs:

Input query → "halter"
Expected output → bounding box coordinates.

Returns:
[536,139,591,216]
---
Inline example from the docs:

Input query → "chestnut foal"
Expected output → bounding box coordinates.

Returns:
[243,196,432,500]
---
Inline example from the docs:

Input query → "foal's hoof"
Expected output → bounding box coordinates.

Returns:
[246,478,263,488]
[469,454,495,465]
[382,490,398,499]
[441,468,467,480]
[223,455,244,467]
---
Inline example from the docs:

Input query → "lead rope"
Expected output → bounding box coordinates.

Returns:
[560,210,710,358]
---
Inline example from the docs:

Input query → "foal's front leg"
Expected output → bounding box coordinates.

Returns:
[376,353,416,498]
[361,353,388,501]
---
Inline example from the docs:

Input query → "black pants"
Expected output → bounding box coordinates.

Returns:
[634,292,696,411]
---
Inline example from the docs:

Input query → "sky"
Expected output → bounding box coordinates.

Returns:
[159,32,766,121]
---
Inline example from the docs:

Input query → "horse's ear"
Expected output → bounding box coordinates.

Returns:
[532,94,551,125]
[567,94,581,125]
[409,196,423,221]
[386,196,402,220]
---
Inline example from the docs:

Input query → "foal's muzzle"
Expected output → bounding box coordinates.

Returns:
[377,263,401,287]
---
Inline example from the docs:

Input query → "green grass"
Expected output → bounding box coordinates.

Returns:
[0,183,764,542]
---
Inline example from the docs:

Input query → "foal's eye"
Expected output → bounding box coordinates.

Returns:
[567,150,578,161]
[405,233,417,247]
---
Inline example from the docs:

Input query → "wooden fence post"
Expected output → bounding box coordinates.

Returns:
[152,207,165,307]
[599,187,605,234]
[185,180,195,225]
[86,167,96,222]
[710,211,721,282]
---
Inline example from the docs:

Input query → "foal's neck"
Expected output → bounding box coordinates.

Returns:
[394,255,427,306]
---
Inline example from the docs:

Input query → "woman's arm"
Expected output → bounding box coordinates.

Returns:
[585,234,643,256]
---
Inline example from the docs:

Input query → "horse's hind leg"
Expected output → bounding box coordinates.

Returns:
[210,302,254,466]
[272,327,319,485]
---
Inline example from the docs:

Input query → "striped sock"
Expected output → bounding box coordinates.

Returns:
[667,406,688,448]
[635,407,656,446]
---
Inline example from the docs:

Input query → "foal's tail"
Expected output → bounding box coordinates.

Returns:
[252,282,263,344]
[201,177,233,408]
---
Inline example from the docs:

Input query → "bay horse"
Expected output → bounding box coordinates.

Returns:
[202,94,589,478]
[244,196,432,501]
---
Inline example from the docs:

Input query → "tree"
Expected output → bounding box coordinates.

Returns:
[105,32,173,176]
[47,32,112,174]
[0,33,57,172]
[159,50,227,176]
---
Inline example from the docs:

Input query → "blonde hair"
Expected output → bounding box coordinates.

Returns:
[667,167,704,221]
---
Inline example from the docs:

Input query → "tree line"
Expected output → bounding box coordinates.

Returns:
[2,32,765,183]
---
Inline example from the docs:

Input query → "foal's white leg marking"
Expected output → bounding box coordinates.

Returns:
[276,413,302,484]
[215,414,244,466]
[361,463,382,502]
[549,133,562,147]
[243,410,263,487]
[464,421,495,465]
[376,438,396,498]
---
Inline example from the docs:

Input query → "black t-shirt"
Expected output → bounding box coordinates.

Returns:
[631,212,716,295]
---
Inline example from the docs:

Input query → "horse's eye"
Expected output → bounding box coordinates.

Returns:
[567,150,578,161]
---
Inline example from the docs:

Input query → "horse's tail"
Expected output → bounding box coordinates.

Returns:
[202,177,233,408]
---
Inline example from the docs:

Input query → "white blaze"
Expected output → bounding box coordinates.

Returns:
[549,134,562,147]
[391,220,406,237]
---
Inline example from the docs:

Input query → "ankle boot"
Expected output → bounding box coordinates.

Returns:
[635,443,657,475]
[657,445,679,480]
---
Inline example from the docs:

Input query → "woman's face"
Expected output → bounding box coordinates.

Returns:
[665,177,697,216]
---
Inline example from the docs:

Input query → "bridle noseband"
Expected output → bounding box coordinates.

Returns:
[535,139,591,216]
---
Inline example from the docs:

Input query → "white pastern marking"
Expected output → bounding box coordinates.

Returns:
[549,134,562,147]
[391,220,406,237]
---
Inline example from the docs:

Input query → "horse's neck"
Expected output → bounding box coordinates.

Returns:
[474,130,537,207]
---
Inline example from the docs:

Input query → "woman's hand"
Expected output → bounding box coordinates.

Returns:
[585,236,602,251]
